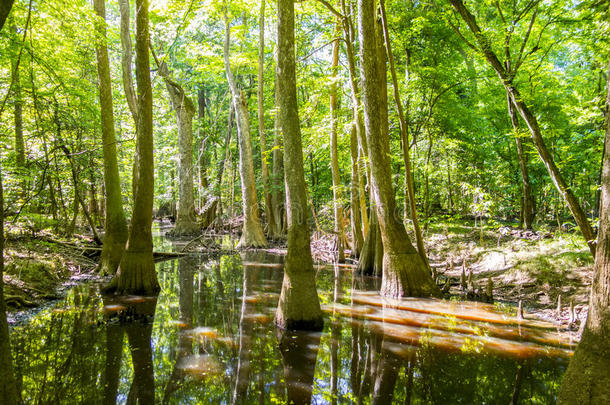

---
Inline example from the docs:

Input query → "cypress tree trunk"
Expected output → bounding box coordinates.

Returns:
[197,86,209,193]
[11,23,25,169]
[93,0,128,275]
[106,0,159,296]
[558,55,610,405]
[118,0,137,124]
[329,22,345,263]
[270,67,286,237]
[358,0,439,297]
[340,0,369,237]
[258,0,279,239]
[223,16,267,248]
[507,92,535,230]
[275,0,323,330]
[118,0,141,199]
[357,209,383,276]
[172,88,198,236]
[154,56,199,237]
[350,121,364,257]
[379,0,429,268]
[0,165,19,405]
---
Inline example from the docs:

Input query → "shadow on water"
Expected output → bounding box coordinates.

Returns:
[9,248,576,404]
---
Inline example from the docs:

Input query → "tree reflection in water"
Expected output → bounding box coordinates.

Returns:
[9,253,573,404]
[101,296,157,405]
[278,329,321,405]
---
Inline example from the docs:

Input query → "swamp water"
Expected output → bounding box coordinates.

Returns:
[9,250,576,404]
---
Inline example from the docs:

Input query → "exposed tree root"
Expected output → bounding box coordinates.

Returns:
[103,250,159,296]
[98,237,125,276]
[237,222,268,249]
[380,251,441,298]
[275,272,324,331]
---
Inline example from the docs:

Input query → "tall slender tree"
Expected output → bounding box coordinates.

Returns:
[11,22,24,169]
[507,94,535,230]
[358,0,440,297]
[270,63,286,237]
[558,53,610,405]
[274,0,323,330]
[105,0,159,295]
[329,21,345,263]
[152,52,199,236]
[93,0,128,275]
[258,0,279,239]
[379,0,429,269]
[118,0,140,199]
[223,13,268,248]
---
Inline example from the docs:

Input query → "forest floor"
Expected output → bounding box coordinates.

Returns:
[422,218,592,331]
[2,218,593,332]
[2,226,99,323]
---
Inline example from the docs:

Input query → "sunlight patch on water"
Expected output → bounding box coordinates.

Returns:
[177,355,224,379]
[101,304,126,314]
[323,291,577,359]
[188,326,219,339]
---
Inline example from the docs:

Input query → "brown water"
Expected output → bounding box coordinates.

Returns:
[9,250,575,404]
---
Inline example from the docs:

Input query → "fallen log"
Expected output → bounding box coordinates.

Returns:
[79,247,186,262]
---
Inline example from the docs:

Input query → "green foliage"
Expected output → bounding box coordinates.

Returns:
[0,0,606,237]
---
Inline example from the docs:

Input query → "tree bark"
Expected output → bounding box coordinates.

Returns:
[379,0,429,269]
[330,21,345,263]
[507,91,535,230]
[270,71,286,237]
[118,0,138,125]
[197,86,209,195]
[153,54,199,236]
[223,15,267,248]
[216,104,234,222]
[358,0,439,297]
[274,0,323,330]
[0,0,15,31]
[340,0,369,237]
[11,23,25,169]
[106,0,159,296]
[558,54,610,405]
[258,0,278,239]
[357,209,383,277]
[94,0,129,275]
[118,0,141,199]
[448,0,595,255]
[350,120,364,257]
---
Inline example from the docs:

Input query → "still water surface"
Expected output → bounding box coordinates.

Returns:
[10,249,575,404]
